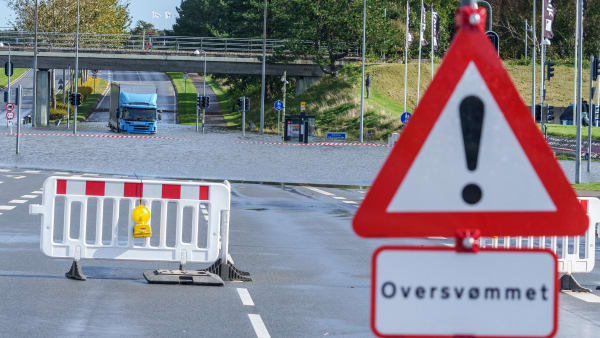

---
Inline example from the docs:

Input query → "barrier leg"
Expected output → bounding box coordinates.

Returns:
[560,274,592,293]
[144,250,224,286]
[65,259,86,281]
[203,210,251,282]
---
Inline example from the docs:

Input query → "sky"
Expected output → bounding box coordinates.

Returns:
[0,0,180,31]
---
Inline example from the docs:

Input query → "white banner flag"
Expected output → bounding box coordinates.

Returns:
[152,10,161,19]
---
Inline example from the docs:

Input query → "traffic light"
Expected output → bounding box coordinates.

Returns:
[546,106,554,123]
[203,96,210,108]
[69,92,82,106]
[197,95,202,107]
[546,61,555,81]
[237,97,244,111]
[244,97,250,111]
[4,61,13,77]
[3,90,7,102]
[592,57,600,81]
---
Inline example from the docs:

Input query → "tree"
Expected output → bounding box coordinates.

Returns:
[7,0,131,35]
[130,20,158,36]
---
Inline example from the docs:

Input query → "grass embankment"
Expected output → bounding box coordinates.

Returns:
[0,68,28,89]
[210,59,597,141]
[543,124,600,141]
[50,76,108,122]
[573,183,600,191]
[166,72,198,125]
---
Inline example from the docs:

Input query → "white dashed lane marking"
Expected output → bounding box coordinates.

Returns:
[304,186,335,196]
[0,169,10,172]
[0,206,16,211]
[9,200,27,204]
[32,191,43,194]
[53,172,70,175]
[342,200,358,205]
[236,288,255,306]
[563,291,600,303]
[248,314,270,338]
[23,170,40,174]
[305,186,362,207]
[21,195,37,199]
[332,196,346,200]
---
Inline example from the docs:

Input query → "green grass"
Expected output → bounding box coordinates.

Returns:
[166,72,198,124]
[573,183,600,191]
[543,124,600,141]
[49,77,108,122]
[0,68,28,89]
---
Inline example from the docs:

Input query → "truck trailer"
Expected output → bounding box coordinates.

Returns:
[109,82,161,134]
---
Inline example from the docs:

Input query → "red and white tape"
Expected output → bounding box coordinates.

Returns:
[235,140,392,148]
[0,132,179,140]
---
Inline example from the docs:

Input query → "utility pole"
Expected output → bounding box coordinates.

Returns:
[524,19,528,60]
[259,0,267,135]
[33,0,38,127]
[531,0,536,120]
[359,0,367,143]
[73,0,80,134]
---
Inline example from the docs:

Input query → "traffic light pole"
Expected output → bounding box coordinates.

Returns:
[242,97,246,137]
[575,0,583,184]
[196,93,200,133]
[16,85,21,155]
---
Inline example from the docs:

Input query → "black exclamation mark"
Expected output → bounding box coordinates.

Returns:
[459,96,485,205]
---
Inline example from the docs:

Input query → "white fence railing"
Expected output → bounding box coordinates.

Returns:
[481,197,599,275]
[29,177,230,265]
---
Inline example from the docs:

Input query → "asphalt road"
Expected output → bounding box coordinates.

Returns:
[88,70,177,124]
[0,168,599,337]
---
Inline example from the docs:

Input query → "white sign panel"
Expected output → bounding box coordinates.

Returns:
[372,247,557,337]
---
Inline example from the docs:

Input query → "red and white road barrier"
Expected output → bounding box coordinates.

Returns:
[481,197,599,275]
[0,132,179,140]
[30,177,229,265]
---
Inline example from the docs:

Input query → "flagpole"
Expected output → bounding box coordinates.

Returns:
[417,0,424,103]
[404,0,409,114]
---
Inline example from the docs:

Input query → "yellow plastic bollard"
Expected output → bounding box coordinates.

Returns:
[132,204,152,238]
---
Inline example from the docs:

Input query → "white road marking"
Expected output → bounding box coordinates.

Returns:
[248,314,270,338]
[82,173,99,176]
[201,209,208,214]
[443,243,454,247]
[0,169,10,172]
[12,176,26,179]
[21,195,37,199]
[0,213,3,215]
[563,291,600,303]
[9,200,27,204]
[0,181,3,184]
[32,191,43,194]
[428,237,448,240]
[236,288,255,306]
[342,200,358,204]
[305,186,335,196]
[0,206,16,211]
[23,170,40,174]
[54,172,70,175]
[333,196,346,200]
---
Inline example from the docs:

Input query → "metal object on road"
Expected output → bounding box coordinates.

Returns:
[372,246,557,337]
[29,177,242,283]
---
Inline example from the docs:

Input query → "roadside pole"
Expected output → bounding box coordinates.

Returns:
[259,0,267,135]
[32,0,38,127]
[202,50,207,134]
[242,97,246,137]
[196,93,200,132]
[531,0,536,120]
[403,0,409,115]
[282,71,287,138]
[524,19,528,59]
[575,0,583,184]
[16,85,21,154]
[73,0,80,135]
[359,0,366,143]
[416,0,424,103]
[431,5,434,80]
[588,56,594,172]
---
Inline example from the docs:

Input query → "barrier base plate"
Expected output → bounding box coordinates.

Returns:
[202,258,252,282]
[560,274,592,293]
[143,269,224,286]
[65,260,86,281]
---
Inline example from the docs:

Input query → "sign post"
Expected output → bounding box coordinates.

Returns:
[274,100,284,136]
[353,3,587,337]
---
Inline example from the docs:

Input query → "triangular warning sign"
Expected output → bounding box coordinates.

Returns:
[353,15,588,238]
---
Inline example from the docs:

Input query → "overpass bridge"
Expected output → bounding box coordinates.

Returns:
[0,31,360,87]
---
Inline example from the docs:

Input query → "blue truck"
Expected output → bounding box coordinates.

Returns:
[109,83,161,134]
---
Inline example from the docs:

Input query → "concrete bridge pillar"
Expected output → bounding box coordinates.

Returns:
[296,76,320,95]
[35,69,51,127]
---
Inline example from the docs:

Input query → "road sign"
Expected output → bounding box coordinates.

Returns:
[353,6,588,238]
[372,246,557,337]
[300,101,306,113]
[6,111,14,120]
[326,132,347,140]
[183,73,188,80]
[274,100,284,111]
[6,103,14,112]
[91,69,99,75]
[400,112,412,124]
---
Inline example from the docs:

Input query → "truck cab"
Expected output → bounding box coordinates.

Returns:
[109,83,161,134]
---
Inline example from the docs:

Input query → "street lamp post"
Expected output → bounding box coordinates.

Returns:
[359,0,366,143]
[33,0,38,127]
[73,0,80,134]
[259,0,267,135]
